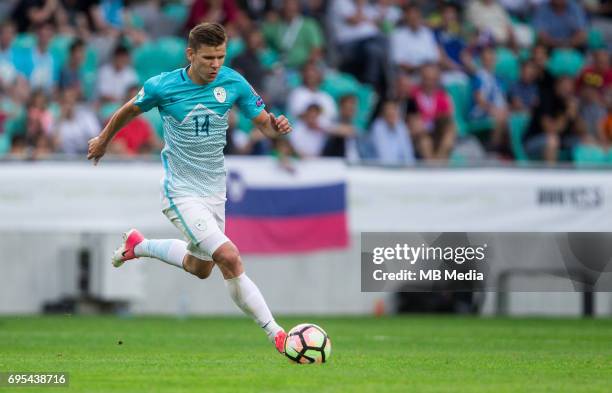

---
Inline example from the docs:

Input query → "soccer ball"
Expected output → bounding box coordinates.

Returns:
[284,323,331,364]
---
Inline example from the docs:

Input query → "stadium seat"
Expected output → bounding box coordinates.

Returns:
[446,80,497,135]
[233,107,254,134]
[156,37,187,71]
[142,107,164,139]
[99,102,120,121]
[444,81,470,136]
[133,41,162,83]
[508,112,531,162]
[49,34,73,70]
[572,144,607,167]
[226,38,245,65]
[0,132,10,157]
[258,48,279,70]
[48,102,61,121]
[320,71,375,131]
[12,33,35,49]
[162,2,188,26]
[495,47,520,92]
[3,111,26,139]
[128,12,145,30]
[80,45,99,99]
[587,28,605,50]
[449,150,466,166]
[547,49,585,77]
[468,117,494,134]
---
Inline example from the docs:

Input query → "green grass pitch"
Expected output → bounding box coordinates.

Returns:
[0,316,610,392]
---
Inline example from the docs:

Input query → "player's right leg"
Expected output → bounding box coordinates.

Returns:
[112,195,219,277]
[111,228,215,279]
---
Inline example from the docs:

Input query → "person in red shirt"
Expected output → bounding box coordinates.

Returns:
[599,90,612,149]
[577,49,612,137]
[406,63,456,161]
[185,0,240,32]
[577,49,612,95]
[108,86,162,156]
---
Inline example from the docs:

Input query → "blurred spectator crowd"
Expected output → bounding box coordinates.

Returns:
[0,0,611,166]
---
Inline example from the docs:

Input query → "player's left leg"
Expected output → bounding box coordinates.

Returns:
[211,241,286,353]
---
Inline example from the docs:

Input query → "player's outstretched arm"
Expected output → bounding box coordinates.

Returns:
[87,98,142,165]
[252,111,292,139]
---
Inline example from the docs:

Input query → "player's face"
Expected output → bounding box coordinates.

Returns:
[187,43,226,83]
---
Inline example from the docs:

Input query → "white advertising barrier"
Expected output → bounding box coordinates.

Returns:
[348,167,612,231]
[1,161,611,232]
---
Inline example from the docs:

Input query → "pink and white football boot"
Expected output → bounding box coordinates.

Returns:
[274,330,287,354]
[111,229,145,267]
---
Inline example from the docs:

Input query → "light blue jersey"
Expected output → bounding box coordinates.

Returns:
[134,65,265,198]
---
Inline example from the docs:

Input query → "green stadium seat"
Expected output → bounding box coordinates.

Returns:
[234,107,254,133]
[99,102,121,122]
[320,71,375,131]
[573,144,607,167]
[446,80,500,135]
[449,150,466,166]
[226,38,245,65]
[258,48,279,70]
[48,102,61,121]
[13,33,35,49]
[547,49,585,77]
[128,12,145,30]
[495,47,520,91]
[162,2,188,25]
[587,28,605,50]
[508,112,530,162]
[445,81,470,137]
[49,34,73,70]
[468,117,494,134]
[0,132,11,157]
[133,41,163,83]
[142,107,164,139]
[3,111,26,139]
[156,36,187,71]
[80,46,99,99]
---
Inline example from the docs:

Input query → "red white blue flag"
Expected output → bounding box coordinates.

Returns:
[225,158,349,254]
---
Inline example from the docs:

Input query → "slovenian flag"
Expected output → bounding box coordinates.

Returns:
[225,157,349,254]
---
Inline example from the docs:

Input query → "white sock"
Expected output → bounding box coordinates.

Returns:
[134,239,187,269]
[224,272,282,341]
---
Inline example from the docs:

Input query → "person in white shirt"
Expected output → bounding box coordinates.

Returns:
[371,100,415,165]
[54,87,100,155]
[287,62,337,127]
[390,4,440,74]
[329,0,390,94]
[289,103,329,157]
[466,0,534,47]
[96,45,138,103]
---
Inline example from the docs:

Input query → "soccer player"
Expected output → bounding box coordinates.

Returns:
[87,23,291,353]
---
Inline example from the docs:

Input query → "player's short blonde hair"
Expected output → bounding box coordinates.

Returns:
[188,23,227,50]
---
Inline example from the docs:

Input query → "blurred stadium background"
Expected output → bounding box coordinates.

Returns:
[1,0,612,319]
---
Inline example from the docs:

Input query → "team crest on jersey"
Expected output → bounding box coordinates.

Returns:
[213,87,227,103]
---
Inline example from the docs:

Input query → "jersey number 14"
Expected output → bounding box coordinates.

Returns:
[194,115,210,136]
